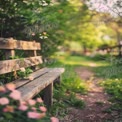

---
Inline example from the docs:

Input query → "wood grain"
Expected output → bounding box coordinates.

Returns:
[0,38,41,50]
[17,68,65,101]
[0,56,43,74]
[13,68,50,88]
[43,83,53,108]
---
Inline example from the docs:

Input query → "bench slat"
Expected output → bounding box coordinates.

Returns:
[0,38,41,50]
[0,56,43,74]
[17,68,65,100]
[13,68,50,88]
[13,68,64,88]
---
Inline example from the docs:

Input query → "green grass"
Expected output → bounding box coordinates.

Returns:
[45,53,89,118]
[46,53,122,118]
[91,55,122,114]
[100,78,122,115]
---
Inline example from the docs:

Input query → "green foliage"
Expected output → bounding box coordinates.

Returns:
[64,93,85,109]
[46,54,88,119]
[100,78,122,115]
[0,0,113,58]
[0,84,50,122]
[93,56,122,79]
[17,67,33,79]
[49,100,68,118]
[0,0,51,37]
[101,79,122,102]
[92,55,122,114]
[62,68,87,94]
[0,73,15,84]
[90,54,111,61]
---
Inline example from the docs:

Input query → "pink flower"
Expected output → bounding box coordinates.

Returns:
[31,107,37,111]
[27,112,45,119]
[9,90,21,100]
[28,99,36,106]
[3,105,14,113]
[51,117,59,122]
[39,113,46,119]
[6,83,16,91]
[18,105,28,111]
[32,33,35,36]
[20,100,27,105]
[0,86,6,92]
[36,98,43,103]
[39,106,47,112]
[0,97,9,105]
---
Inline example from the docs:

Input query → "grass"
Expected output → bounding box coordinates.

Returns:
[91,55,122,115]
[45,53,112,118]
[46,52,122,118]
[45,53,90,118]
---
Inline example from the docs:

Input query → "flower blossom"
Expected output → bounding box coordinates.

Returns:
[28,99,36,106]
[20,100,27,105]
[9,90,21,100]
[31,107,37,111]
[27,112,45,119]
[18,105,28,111]
[6,83,16,91]
[51,117,59,122]
[3,105,14,113]
[0,86,6,92]
[36,98,43,103]
[0,97,9,105]
[39,106,47,112]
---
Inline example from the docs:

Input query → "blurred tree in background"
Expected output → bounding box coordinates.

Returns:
[0,0,121,57]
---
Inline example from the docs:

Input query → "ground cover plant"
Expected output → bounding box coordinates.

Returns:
[92,55,122,117]
[45,53,89,118]
[0,83,60,122]
[46,53,122,120]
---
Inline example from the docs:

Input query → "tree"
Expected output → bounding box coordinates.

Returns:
[86,0,122,56]
[0,0,51,38]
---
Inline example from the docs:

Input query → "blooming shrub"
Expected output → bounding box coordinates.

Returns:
[0,83,59,122]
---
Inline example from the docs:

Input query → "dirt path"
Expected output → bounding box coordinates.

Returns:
[61,66,118,122]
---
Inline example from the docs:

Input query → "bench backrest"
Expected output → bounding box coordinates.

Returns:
[0,38,42,75]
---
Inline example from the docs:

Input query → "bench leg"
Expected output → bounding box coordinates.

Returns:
[43,83,53,109]
[55,76,61,85]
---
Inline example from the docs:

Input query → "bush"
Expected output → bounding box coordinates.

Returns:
[0,83,59,122]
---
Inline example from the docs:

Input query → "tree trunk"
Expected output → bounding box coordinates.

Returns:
[82,45,87,55]
[117,32,122,57]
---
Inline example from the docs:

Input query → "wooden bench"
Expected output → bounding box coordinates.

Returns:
[0,38,65,108]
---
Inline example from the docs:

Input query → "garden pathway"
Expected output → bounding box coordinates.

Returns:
[62,65,119,122]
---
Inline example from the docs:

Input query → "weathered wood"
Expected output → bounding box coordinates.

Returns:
[17,41,41,50]
[0,38,65,108]
[0,56,43,74]
[43,83,53,108]
[0,38,16,49]
[4,50,15,59]
[48,68,65,73]
[0,38,41,50]
[17,68,65,101]
[34,50,37,56]
[13,68,50,88]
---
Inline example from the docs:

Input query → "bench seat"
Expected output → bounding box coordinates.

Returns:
[14,68,65,107]
[0,38,65,108]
